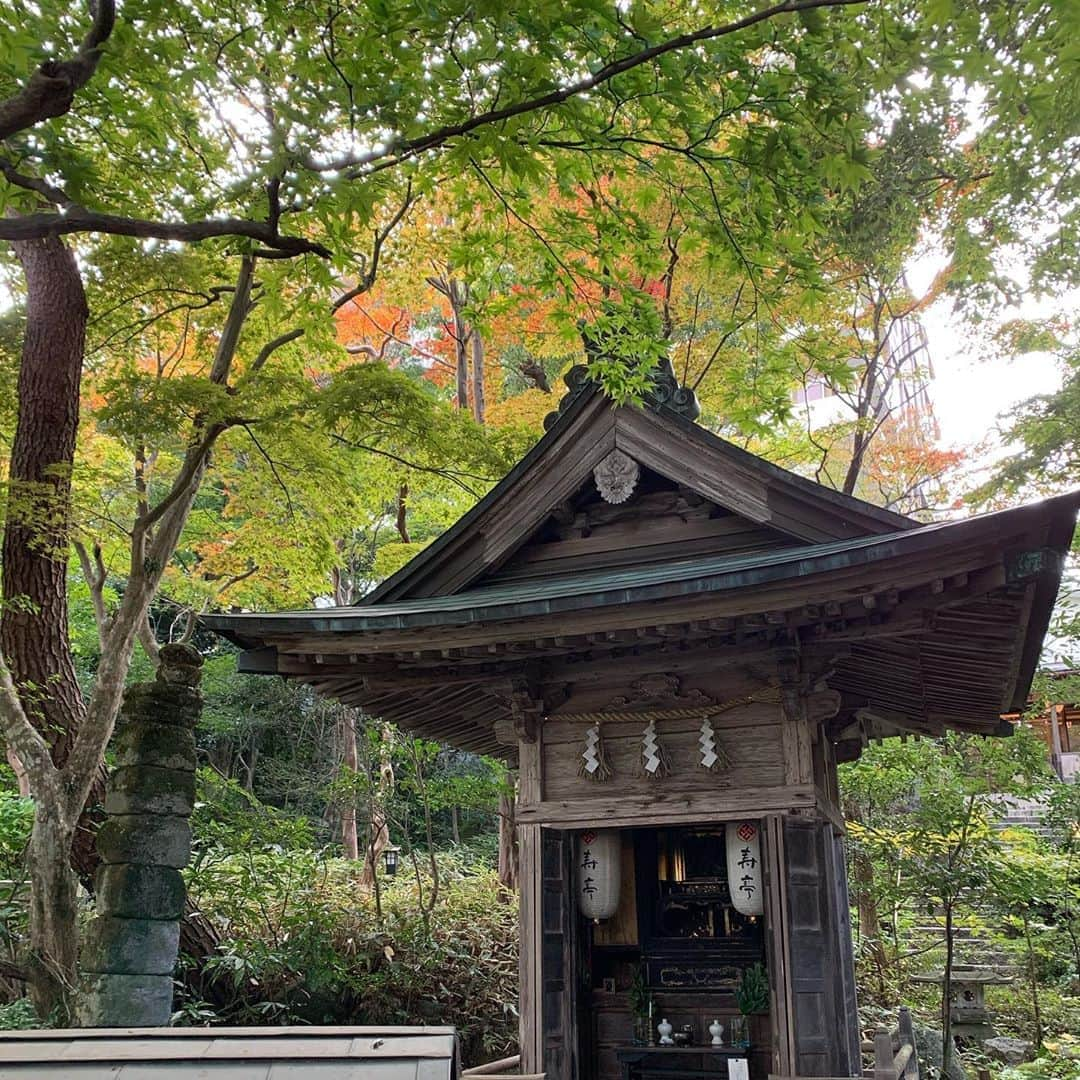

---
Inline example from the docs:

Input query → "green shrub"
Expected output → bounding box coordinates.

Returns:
[0,998,38,1030]
[180,842,517,1067]
[0,793,32,879]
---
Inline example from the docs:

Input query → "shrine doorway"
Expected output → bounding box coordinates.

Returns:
[574,824,773,1080]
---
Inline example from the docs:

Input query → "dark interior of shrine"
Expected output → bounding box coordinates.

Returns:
[584,826,772,1080]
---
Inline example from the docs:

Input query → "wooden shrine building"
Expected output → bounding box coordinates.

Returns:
[206,360,1079,1080]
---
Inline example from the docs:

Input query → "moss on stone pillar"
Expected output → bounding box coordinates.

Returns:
[77,643,203,1027]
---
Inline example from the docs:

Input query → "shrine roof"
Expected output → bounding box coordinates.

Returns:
[202,364,1079,758]
[362,380,915,605]
[205,492,1077,642]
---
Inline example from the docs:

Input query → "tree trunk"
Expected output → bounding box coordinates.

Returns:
[1022,911,1043,1049]
[449,281,469,412]
[5,746,30,796]
[243,739,258,792]
[26,802,78,1021]
[395,483,410,543]
[339,708,359,861]
[942,900,956,1078]
[845,802,889,998]
[361,723,394,886]
[2,236,89,759]
[471,329,485,424]
[2,235,89,1018]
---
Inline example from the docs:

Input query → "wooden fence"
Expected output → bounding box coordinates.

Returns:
[771,1005,920,1080]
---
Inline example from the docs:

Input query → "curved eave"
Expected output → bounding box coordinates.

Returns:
[204,491,1078,646]
[202,492,1079,758]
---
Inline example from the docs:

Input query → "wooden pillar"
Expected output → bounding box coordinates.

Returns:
[518,734,543,1073]
[1050,705,1064,778]
[519,822,543,1073]
[764,815,796,1077]
[540,830,579,1080]
[782,815,861,1078]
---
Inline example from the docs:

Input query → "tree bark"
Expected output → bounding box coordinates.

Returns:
[26,802,78,1020]
[449,281,470,412]
[339,708,360,861]
[497,785,517,896]
[942,898,955,1077]
[1,235,89,1018]
[395,483,410,544]
[2,236,89,762]
[471,328,485,424]
[5,746,30,796]
[361,724,394,886]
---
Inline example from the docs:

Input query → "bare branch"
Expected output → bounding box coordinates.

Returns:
[72,539,110,649]
[326,432,492,495]
[0,648,58,788]
[137,615,161,667]
[331,182,416,313]
[209,254,256,384]
[0,159,72,206]
[0,0,116,142]
[0,206,331,257]
[249,327,304,374]
[241,423,295,517]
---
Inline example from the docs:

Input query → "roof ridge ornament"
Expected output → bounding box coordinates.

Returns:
[543,349,702,431]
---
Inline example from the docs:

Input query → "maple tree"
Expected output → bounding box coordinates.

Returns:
[2,0,1080,1022]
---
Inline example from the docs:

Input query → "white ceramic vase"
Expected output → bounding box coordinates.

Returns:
[709,1019,724,1046]
[657,1019,674,1046]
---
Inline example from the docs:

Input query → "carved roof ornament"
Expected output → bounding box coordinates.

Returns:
[542,332,702,431]
[605,673,714,711]
[593,449,640,505]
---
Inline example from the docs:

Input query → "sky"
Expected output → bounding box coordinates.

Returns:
[907,255,1068,458]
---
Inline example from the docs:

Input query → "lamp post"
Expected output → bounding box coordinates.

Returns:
[383,844,401,876]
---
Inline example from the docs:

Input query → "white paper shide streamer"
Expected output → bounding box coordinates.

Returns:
[725,820,764,916]
[579,721,611,781]
[641,718,669,779]
[698,716,731,772]
[577,829,621,921]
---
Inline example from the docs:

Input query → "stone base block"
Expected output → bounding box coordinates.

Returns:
[119,682,201,727]
[77,972,174,1027]
[80,915,180,975]
[95,864,186,920]
[113,722,196,772]
[103,765,195,817]
[95,815,192,867]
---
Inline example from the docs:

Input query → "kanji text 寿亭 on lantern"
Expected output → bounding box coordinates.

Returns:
[577,829,621,921]
[726,821,763,916]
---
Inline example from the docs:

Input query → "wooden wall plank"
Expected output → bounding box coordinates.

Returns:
[520,734,542,808]
[516,784,816,828]
[542,706,784,801]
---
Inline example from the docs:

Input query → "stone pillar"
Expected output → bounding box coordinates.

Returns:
[78,644,202,1027]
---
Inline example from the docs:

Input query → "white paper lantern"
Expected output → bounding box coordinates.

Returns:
[725,820,764,916]
[577,829,621,921]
